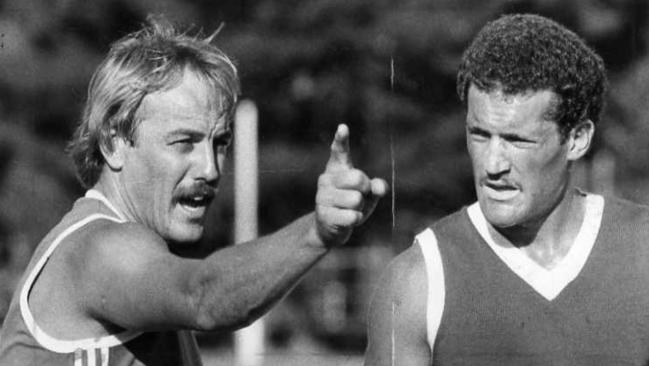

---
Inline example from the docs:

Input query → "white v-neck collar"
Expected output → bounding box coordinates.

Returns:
[84,189,128,222]
[467,194,604,301]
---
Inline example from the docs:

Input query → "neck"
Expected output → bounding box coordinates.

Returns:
[92,177,139,224]
[488,188,588,269]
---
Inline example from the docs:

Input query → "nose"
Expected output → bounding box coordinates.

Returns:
[197,142,220,186]
[485,138,511,178]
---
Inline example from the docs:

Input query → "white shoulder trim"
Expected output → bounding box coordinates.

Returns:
[415,228,445,355]
[85,189,127,222]
[20,213,142,353]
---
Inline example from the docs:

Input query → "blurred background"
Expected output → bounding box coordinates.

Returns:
[1,0,649,364]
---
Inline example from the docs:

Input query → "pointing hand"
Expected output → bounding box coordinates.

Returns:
[315,124,388,247]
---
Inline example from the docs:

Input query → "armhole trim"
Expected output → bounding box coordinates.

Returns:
[415,228,445,355]
[19,213,142,353]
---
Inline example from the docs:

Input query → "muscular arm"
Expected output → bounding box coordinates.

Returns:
[80,213,328,332]
[364,245,432,366]
[77,124,387,333]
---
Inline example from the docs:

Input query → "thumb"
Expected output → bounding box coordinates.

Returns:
[360,178,389,225]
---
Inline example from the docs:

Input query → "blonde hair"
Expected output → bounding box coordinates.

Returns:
[68,16,240,188]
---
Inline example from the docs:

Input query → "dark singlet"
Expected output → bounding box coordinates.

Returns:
[0,190,203,365]
[416,194,649,365]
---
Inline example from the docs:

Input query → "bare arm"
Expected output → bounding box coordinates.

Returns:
[78,124,388,332]
[364,245,432,366]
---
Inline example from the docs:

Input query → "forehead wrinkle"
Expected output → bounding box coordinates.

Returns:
[468,92,521,132]
[137,91,222,137]
[471,88,556,136]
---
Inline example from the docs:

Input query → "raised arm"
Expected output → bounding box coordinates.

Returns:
[364,245,432,366]
[78,124,388,332]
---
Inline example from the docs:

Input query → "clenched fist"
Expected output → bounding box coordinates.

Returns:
[315,124,388,247]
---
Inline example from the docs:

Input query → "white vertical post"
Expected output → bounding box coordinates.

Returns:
[233,99,265,366]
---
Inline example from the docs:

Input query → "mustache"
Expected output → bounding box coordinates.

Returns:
[174,182,216,200]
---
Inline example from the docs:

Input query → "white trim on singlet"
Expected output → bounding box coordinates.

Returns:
[415,229,445,355]
[100,346,110,366]
[87,347,96,365]
[416,194,605,353]
[85,189,127,221]
[75,347,110,366]
[19,193,142,353]
[73,349,83,366]
[467,194,604,301]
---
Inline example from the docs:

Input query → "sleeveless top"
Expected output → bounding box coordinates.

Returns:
[416,194,649,365]
[0,190,203,365]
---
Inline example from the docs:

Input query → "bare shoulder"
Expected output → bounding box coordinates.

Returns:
[376,244,427,303]
[28,219,172,337]
[88,220,167,252]
[366,244,428,329]
[71,220,170,278]
[364,243,430,365]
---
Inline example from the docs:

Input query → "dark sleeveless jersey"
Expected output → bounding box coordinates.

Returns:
[0,190,203,366]
[416,194,649,365]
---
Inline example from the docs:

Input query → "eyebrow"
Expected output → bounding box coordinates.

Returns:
[165,128,205,139]
[466,125,488,134]
[467,125,535,142]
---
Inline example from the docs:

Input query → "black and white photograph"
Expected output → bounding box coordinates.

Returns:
[1,0,649,365]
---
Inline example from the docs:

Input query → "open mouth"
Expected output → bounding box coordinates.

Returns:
[179,195,211,208]
[175,183,216,216]
[177,193,215,215]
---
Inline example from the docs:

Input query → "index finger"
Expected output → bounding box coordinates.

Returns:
[326,124,353,170]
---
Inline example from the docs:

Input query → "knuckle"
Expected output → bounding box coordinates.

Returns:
[352,170,371,191]
[315,191,325,205]
[315,190,332,206]
[316,205,332,220]
[318,174,331,188]
[349,191,364,208]
[348,169,365,185]
[339,210,355,225]
[337,209,362,227]
[350,211,363,225]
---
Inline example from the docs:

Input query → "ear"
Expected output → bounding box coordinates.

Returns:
[100,129,130,171]
[567,120,595,161]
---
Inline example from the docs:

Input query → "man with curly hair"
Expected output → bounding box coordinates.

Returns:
[0,17,387,365]
[365,14,649,365]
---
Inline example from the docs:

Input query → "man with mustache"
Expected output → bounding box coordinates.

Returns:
[365,14,649,365]
[0,18,387,365]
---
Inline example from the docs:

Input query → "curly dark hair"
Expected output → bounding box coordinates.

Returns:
[457,14,607,138]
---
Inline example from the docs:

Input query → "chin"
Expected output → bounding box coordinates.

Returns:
[479,200,522,228]
[484,214,520,229]
[167,224,205,244]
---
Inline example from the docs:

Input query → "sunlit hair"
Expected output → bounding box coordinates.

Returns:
[457,14,606,139]
[67,16,240,188]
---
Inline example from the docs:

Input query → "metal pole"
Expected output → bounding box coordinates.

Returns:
[233,99,264,366]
